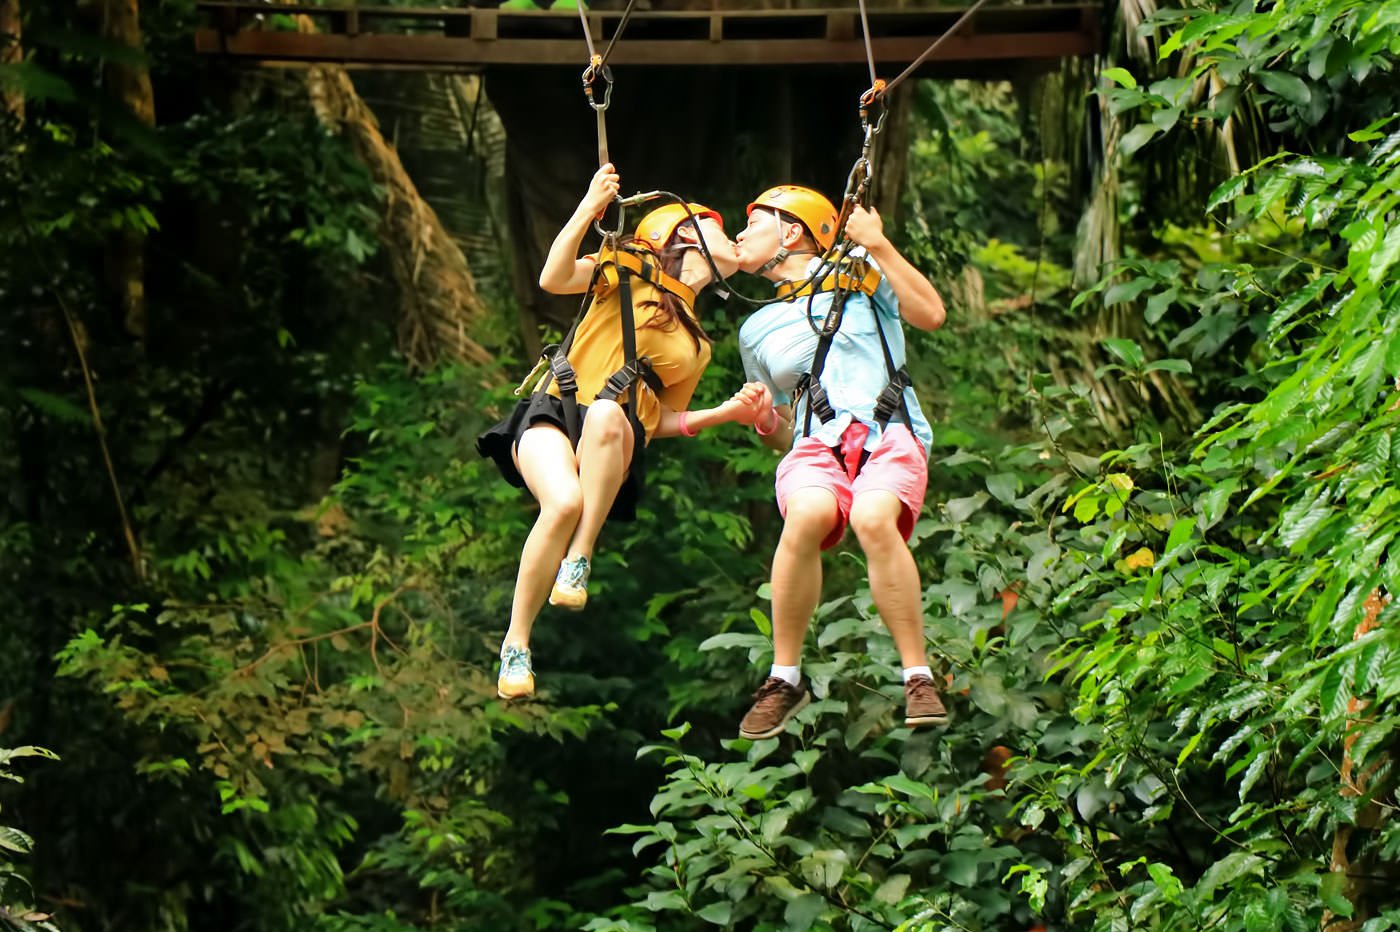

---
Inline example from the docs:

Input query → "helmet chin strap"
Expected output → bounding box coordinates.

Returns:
[758,209,814,274]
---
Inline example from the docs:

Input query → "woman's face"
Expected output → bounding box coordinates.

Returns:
[697,217,741,279]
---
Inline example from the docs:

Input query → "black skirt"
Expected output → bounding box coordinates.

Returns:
[476,392,646,522]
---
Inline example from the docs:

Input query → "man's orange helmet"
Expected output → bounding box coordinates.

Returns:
[635,202,723,252]
[746,185,838,253]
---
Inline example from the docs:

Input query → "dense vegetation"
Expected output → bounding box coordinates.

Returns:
[2,1,1398,930]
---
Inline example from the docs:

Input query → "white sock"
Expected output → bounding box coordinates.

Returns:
[902,665,933,683]
[770,664,801,687]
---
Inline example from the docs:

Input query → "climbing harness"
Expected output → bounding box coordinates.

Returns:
[518,0,997,461]
[781,0,1005,454]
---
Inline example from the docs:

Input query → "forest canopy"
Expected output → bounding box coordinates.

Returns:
[1,1,1399,931]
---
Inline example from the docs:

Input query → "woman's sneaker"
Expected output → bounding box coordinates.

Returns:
[738,676,811,740]
[497,644,535,700]
[549,555,591,610]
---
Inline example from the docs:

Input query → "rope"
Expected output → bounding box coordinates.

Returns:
[576,0,640,167]
[599,0,639,70]
[880,0,994,97]
[574,0,639,71]
[857,0,877,90]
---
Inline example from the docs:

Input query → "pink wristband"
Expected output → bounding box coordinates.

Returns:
[678,411,697,437]
[753,408,778,436]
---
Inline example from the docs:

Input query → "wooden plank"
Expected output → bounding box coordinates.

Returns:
[193,28,1095,68]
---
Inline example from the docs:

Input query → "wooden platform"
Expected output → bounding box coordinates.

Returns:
[194,2,1101,75]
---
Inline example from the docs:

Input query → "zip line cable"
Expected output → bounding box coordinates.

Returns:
[569,0,994,308]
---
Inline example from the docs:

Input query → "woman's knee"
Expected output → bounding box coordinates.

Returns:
[582,399,629,447]
[538,483,584,526]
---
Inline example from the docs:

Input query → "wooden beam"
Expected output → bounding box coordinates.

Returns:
[194,2,1102,72]
[194,30,1095,69]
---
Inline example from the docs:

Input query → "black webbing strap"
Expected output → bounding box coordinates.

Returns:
[597,357,663,403]
[795,284,912,442]
[870,300,913,430]
[797,287,849,438]
[527,263,604,448]
[617,267,639,423]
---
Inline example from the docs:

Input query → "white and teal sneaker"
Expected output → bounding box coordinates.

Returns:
[497,643,535,700]
[548,554,591,610]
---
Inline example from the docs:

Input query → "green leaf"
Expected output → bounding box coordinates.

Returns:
[783,892,825,930]
[882,774,937,800]
[941,850,979,886]
[1144,358,1192,375]
[986,473,1019,504]
[1258,70,1312,107]
[1104,278,1157,307]
[945,492,989,523]
[17,388,89,425]
[1369,226,1400,284]
[749,608,772,637]
[0,826,34,854]
[1102,338,1146,369]
[1145,287,1179,324]
[874,873,911,904]
[1207,174,1249,211]
[1319,871,1354,918]
[698,632,770,653]
[1163,517,1194,562]
[696,901,733,925]
[1102,67,1137,89]
[1120,123,1162,156]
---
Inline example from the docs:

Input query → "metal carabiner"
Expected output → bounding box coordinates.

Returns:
[858,78,888,134]
[581,55,614,112]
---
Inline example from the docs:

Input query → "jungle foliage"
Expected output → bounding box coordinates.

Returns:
[1,1,1399,931]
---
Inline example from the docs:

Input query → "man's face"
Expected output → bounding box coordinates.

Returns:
[735,210,799,274]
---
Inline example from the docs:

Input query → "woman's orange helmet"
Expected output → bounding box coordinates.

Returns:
[635,202,723,252]
[746,185,838,253]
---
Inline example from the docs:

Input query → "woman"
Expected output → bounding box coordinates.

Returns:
[477,162,752,700]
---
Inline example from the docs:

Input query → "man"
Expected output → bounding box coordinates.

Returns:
[732,184,948,739]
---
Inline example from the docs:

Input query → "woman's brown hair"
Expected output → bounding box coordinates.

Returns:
[624,231,711,352]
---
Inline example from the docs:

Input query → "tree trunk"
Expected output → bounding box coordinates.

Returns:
[1,0,21,124]
[279,6,491,369]
[100,0,154,346]
[305,65,492,369]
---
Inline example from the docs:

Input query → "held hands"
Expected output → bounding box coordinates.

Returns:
[580,162,621,218]
[844,204,889,252]
[724,381,776,429]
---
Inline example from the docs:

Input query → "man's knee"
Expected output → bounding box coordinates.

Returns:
[849,494,904,548]
[782,489,840,542]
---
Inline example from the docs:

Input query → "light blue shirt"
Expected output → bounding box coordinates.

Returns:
[738,254,933,455]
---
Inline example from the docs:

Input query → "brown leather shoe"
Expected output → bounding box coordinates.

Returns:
[904,675,949,727]
[738,676,811,740]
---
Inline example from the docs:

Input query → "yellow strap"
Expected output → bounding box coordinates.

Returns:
[593,247,697,309]
[775,259,882,301]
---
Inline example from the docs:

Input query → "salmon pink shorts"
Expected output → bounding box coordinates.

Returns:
[775,423,928,551]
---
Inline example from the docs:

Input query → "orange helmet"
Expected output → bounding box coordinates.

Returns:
[746,185,838,253]
[634,202,723,252]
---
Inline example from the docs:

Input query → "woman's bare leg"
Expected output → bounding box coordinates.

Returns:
[564,398,636,559]
[504,425,584,648]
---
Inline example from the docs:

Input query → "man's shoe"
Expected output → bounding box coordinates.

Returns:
[497,644,535,700]
[738,676,811,740]
[549,555,590,610]
[904,675,949,727]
